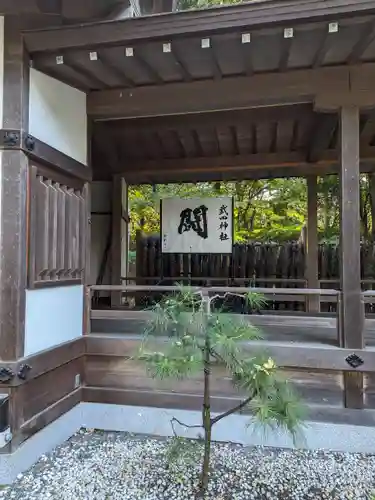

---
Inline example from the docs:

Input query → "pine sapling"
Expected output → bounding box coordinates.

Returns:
[139,286,305,497]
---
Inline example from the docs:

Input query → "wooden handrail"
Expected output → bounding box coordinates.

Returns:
[90,284,339,296]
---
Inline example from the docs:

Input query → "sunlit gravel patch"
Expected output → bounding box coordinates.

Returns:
[1,429,374,499]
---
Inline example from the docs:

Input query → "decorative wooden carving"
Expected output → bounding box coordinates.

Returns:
[28,164,88,288]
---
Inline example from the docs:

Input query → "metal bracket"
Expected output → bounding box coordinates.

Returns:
[3,131,20,147]
[24,135,35,152]
[345,353,364,369]
[17,364,31,381]
[0,368,15,384]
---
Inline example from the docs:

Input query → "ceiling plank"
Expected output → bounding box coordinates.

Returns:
[97,52,135,87]
[311,29,334,68]
[23,0,375,53]
[361,114,375,147]
[307,113,337,162]
[87,65,355,119]
[168,48,192,82]
[347,19,375,64]
[133,52,165,84]
[191,129,204,157]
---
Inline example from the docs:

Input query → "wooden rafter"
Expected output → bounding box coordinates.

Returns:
[361,113,375,147]
[347,18,375,64]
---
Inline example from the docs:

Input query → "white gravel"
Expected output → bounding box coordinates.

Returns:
[1,429,375,499]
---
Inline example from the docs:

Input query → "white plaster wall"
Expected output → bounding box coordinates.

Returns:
[24,285,84,356]
[29,68,87,164]
[90,182,112,288]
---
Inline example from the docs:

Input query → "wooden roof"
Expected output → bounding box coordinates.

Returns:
[0,0,127,20]
[92,105,375,182]
[25,1,375,92]
[19,0,375,182]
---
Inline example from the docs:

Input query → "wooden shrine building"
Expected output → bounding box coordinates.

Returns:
[1,0,375,482]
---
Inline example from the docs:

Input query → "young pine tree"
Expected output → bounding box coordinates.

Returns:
[140,287,305,497]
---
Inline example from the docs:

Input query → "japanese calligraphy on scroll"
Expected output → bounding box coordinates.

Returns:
[161,197,233,253]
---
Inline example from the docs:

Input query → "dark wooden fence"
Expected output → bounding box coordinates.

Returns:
[134,234,375,312]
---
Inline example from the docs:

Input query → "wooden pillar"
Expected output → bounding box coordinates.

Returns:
[306,175,319,313]
[370,173,375,241]
[111,175,122,307]
[121,180,129,281]
[339,105,364,408]
[0,18,29,360]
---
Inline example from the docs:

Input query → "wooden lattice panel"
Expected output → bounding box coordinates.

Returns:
[28,165,88,288]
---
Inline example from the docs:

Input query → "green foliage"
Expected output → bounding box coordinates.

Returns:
[128,250,136,264]
[139,286,305,495]
[130,178,308,244]
[177,0,242,11]
[129,173,375,247]
[166,436,201,465]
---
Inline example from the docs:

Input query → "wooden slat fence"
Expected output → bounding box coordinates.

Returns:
[134,234,375,312]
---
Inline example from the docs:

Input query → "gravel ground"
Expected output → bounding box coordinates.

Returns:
[1,429,375,500]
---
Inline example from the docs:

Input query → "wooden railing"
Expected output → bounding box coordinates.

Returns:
[86,285,375,412]
[89,285,342,342]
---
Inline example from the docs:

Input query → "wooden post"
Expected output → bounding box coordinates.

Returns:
[306,175,319,313]
[339,105,364,409]
[111,175,122,307]
[370,173,375,242]
[0,19,30,360]
[121,179,129,282]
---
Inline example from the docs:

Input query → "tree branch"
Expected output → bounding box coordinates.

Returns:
[210,394,254,426]
[170,417,203,436]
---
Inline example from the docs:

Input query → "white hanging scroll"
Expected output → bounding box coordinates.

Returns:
[161,197,233,254]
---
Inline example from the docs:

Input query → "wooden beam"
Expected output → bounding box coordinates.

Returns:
[105,104,313,133]
[306,176,319,313]
[85,335,375,373]
[0,130,92,182]
[82,385,375,428]
[20,388,81,446]
[109,147,375,175]
[339,105,364,409]
[95,160,375,184]
[1,338,85,387]
[114,151,306,174]
[23,0,375,53]
[88,66,356,119]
